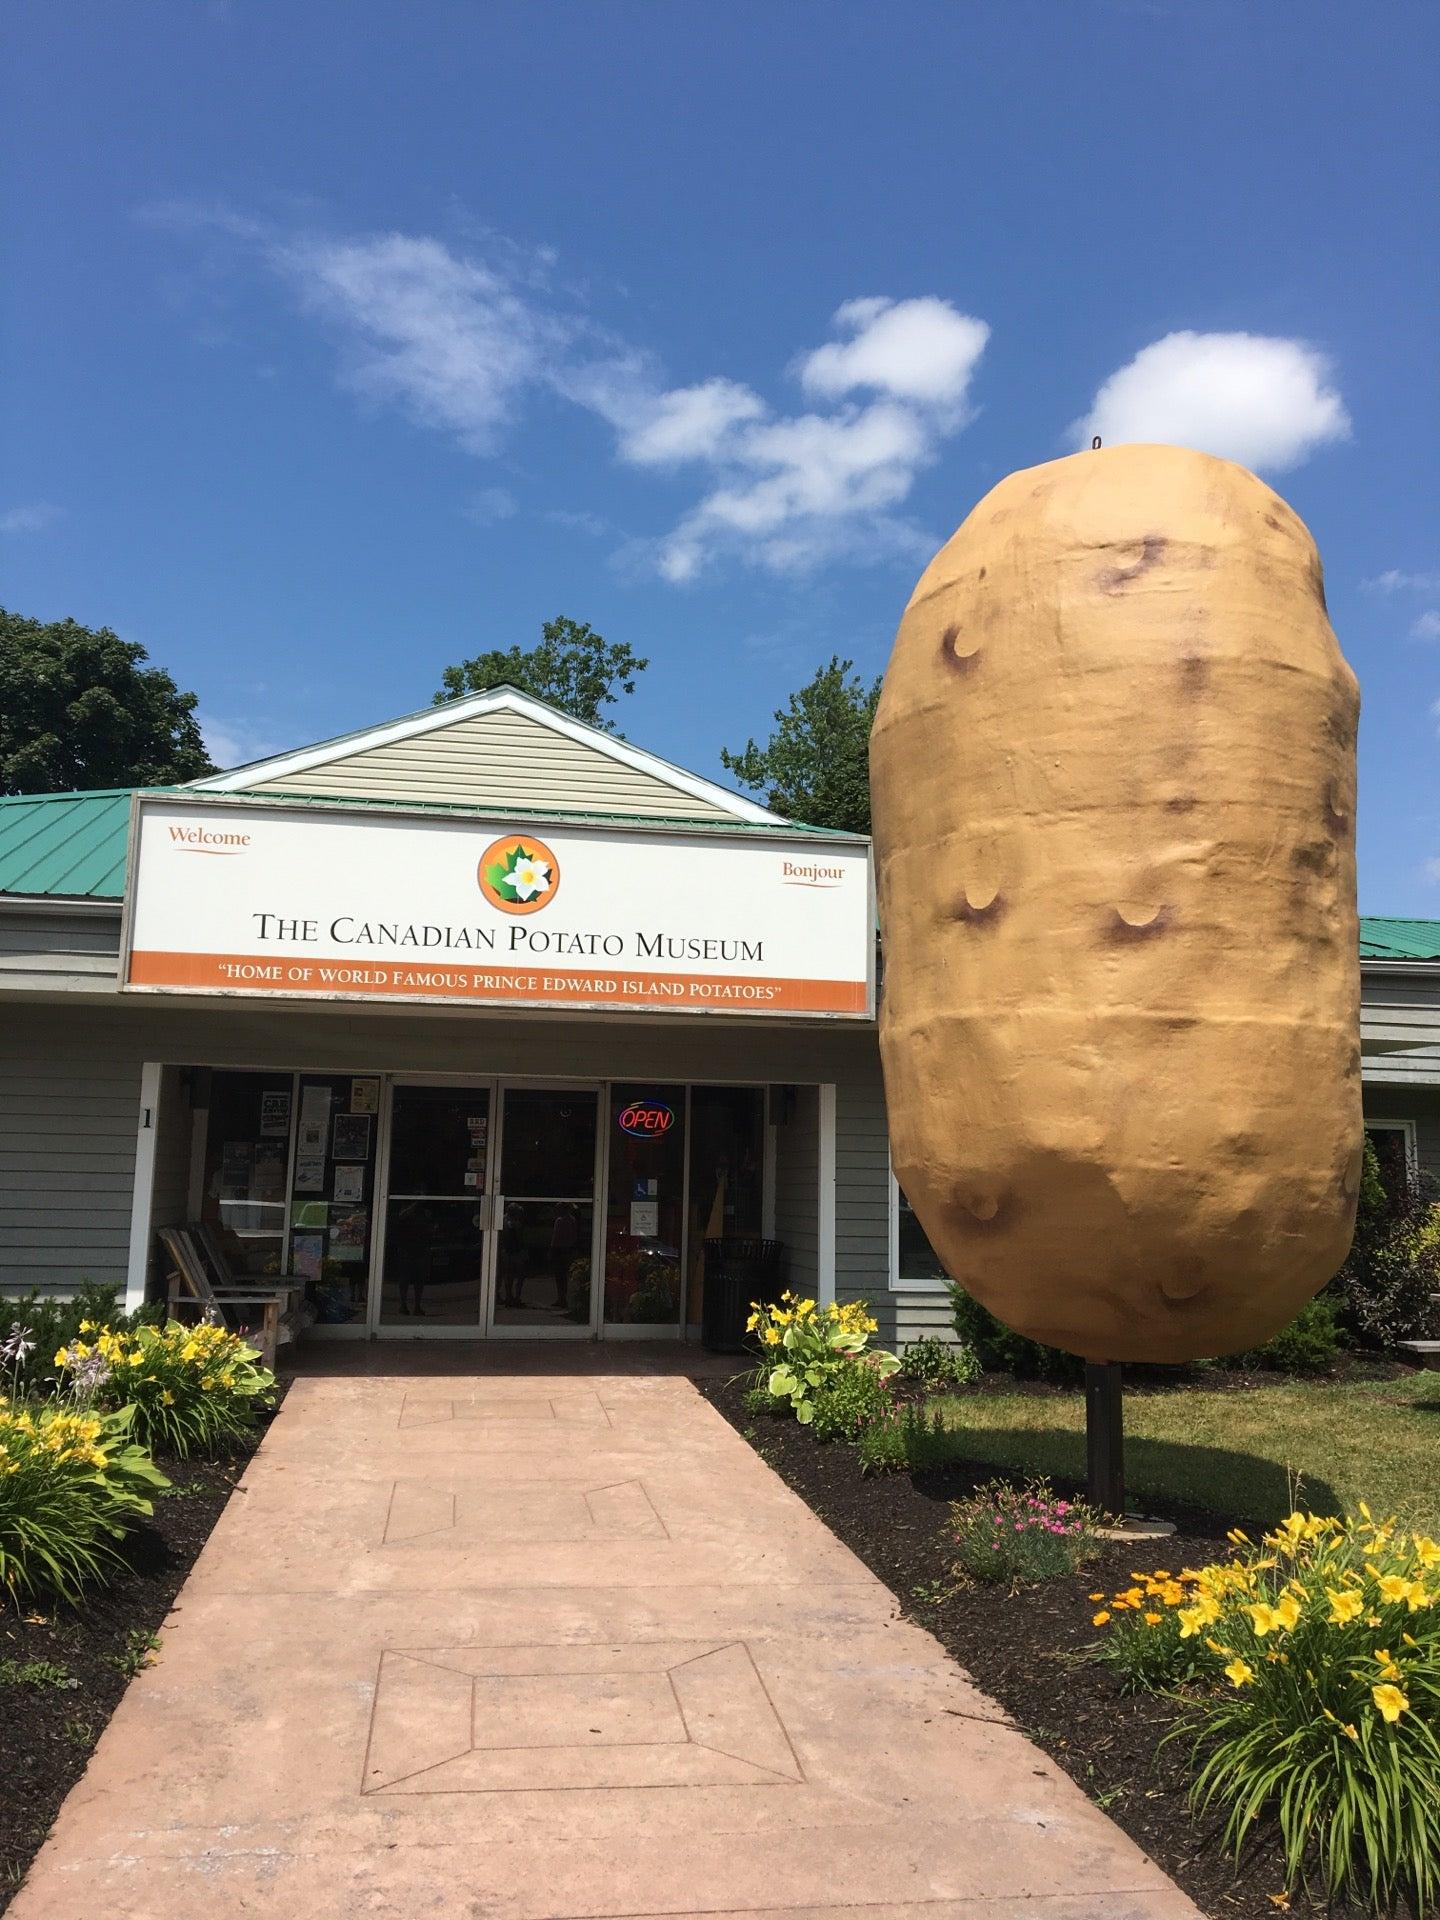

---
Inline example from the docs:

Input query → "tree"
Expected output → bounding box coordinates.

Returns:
[434,616,648,734]
[721,656,881,832]
[0,608,213,794]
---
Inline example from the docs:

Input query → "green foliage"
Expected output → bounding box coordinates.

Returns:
[1093,1509,1440,1913]
[898,1335,982,1391]
[949,1478,1103,1587]
[56,1320,275,1457]
[0,1401,168,1604]
[947,1282,1086,1383]
[856,1399,956,1474]
[434,615,648,733]
[1,1286,162,1398]
[0,1659,74,1689]
[721,656,879,832]
[748,1293,897,1426]
[1233,1294,1342,1375]
[1333,1143,1440,1349]
[809,1359,895,1442]
[0,608,213,793]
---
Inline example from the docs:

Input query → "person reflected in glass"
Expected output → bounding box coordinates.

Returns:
[549,1203,579,1310]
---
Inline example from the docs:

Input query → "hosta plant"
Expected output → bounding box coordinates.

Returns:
[746,1293,898,1426]
[1093,1508,1440,1912]
[0,1399,167,1603]
[57,1319,275,1456]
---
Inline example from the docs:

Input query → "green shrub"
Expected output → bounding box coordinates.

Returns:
[1093,1508,1440,1911]
[898,1336,982,1391]
[947,1283,1085,1383]
[949,1477,1104,1586]
[0,1400,168,1604]
[857,1399,956,1474]
[57,1319,275,1456]
[1334,1139,1440,1349]
[809,1360,894,1442]
[1231,1294,1342,1375]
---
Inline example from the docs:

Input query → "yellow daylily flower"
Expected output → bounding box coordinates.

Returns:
[1372,1683,1408,1724]
[1224,1658,1255,1688]
[1327,1588,1363,1624]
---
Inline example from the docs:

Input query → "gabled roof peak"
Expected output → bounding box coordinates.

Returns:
[185,682,782,825]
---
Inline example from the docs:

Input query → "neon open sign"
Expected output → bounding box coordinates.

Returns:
[618,1101,675,1138]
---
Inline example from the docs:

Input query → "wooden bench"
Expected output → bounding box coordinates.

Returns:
[158,1225,303,1372]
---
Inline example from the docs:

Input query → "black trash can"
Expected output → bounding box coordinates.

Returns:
[700,1237,788,1353]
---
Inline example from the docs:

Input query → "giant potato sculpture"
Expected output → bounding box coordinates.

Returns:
[872,443,1361,1363]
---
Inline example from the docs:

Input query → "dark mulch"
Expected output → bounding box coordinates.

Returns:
[0,1399,282,1913]
[700,1372,1366,1920]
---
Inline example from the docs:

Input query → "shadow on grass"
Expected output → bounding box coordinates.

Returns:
[911,1424,1341,1533]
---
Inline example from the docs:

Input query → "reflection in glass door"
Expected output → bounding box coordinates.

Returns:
[490,1086,599,1332]
[379,1085,492,1327]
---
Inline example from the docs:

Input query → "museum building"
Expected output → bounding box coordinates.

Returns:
[2,683,1439,1343]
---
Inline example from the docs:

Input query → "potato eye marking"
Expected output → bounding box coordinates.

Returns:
[1322,783,1349,833]
[955,888,1005,926]
[939,622,983,673]
[1179,654,1210,696]
[954,1190,1006,1228]
[1164,795,1199,815]
[1096,533,1166,594]
[1107,904,1170,942]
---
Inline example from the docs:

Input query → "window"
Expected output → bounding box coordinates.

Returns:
[889,1168,949,1291]
[1365,1119,1417,1207]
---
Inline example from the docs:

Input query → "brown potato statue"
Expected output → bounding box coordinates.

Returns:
[871,443,1361,1363]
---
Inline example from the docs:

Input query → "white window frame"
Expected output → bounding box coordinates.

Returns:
[1365,1116,1419,1188]
[887,1158,950,1293]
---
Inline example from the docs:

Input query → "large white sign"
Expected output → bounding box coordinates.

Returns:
[122,797,874,1019]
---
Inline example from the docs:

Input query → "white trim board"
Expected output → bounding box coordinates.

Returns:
[188,684,784,826]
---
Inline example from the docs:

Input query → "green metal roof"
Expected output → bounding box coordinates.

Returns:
[1357,918,1440,961]
[0,786,854,901]
[0,789,142,899]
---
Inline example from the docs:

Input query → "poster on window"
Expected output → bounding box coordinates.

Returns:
[292,1233,325,1283]
[329,1205,369,1262]
[332,1113,371,1161]
[294,1151,326,1193]
[350,1077,379,1114]
[298,1083,330,1152]
[260,1090,292,1137]
[333,1163,364,1203]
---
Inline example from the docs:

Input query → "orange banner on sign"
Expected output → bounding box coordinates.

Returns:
[126,949,869,1015]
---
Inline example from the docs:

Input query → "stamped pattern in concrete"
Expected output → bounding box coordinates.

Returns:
[8,1347,1202,1920]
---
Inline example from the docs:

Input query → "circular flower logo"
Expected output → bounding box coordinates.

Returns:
[478,834,561,915]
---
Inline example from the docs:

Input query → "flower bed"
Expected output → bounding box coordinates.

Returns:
[701,1370,1412,1920]
[0,1403,279,1913]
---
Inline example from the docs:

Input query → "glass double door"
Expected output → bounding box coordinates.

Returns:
[377,1081,600,1334]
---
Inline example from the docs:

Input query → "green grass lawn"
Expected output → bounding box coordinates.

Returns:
[931,1372,1440,1532]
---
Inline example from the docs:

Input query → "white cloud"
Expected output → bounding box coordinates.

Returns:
[273,232,566,455]
[200,713,290,770]
[0,502,63,535]
[1411,610,1440,642]
[1365,568,1440,596]
[800,296,989,408]
[617,379,765,466]
[1073,331,1350,472]
[168,212,989,582]
[460,486,517,525]
[633,300,988,581]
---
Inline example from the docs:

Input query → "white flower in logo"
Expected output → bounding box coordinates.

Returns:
[509,855,551,901]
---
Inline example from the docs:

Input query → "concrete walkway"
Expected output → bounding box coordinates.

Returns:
[12,1351,1199,1919]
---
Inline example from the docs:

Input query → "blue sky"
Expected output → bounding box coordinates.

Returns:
[4,1,1437,910]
